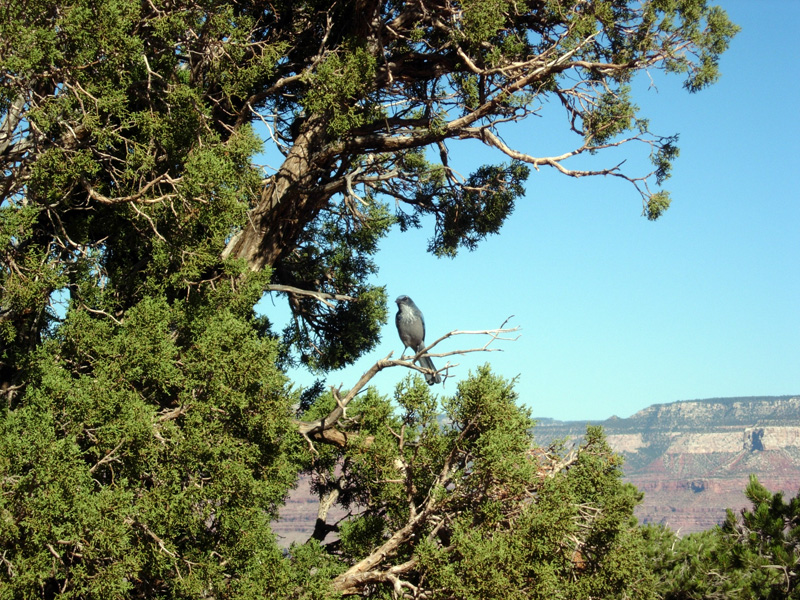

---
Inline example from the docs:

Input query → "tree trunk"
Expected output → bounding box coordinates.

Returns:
[222,116,331,271]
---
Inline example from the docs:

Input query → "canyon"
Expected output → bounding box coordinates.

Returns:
[273,395,800,544]
[534,395,800,533]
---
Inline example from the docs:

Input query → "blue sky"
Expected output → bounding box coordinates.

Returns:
[263,1,799,422]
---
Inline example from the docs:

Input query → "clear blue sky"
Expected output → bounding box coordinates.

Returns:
[263,1,799,422]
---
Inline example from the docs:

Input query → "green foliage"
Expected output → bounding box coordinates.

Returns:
[280,199,393,371]
[722,476,800,599]
[298,368,658,598]
[458,0,516,47]
[338,515,387,560]
[430,161,531,258]
[0,286,303,597]
[584,87,639,146]
[302,44,381,138]
[413,423,656,599]
[648,476,800,600]
[653,136,681,184]
[282,541,345,600]
[0,0,739,596]
[646,191,673,221]
[393,155,530,258]
[641,524,729,599]
[1,19,300,582]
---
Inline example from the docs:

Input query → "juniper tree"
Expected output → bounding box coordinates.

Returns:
[647,476,800,600]
[0,0,737,597]
[298,369,658,599]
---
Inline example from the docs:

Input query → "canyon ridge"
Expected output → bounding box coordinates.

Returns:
[534,395,800,533]
[274,395,800,544]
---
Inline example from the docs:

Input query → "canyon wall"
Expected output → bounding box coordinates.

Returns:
[534,396,800,533]
[274,396,800,543]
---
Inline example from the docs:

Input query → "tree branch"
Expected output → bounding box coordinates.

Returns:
[295,320,520,447]
[88,441,124,474]
[265,284,356,307]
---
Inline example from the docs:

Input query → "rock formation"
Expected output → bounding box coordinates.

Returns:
[534,396,800,533]
[274,396,800,543]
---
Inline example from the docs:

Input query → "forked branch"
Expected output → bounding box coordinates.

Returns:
[294,320,520,449]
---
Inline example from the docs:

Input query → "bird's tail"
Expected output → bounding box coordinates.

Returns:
[418,354,441,385]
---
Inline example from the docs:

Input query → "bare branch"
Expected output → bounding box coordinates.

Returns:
[311,485,341,542]
[294,320,519,452]
[0,95,28,155]
[129,519,176,558]
[82,175,181,206]
[80,306,123,326]
[158,404,191,423]
[265,284,356,307]
[89,441,124,474]
[332,510,425,594]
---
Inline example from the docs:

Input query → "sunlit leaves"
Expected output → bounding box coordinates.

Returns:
[302,44,380,138]
[645,191,672,221]
[583,87,638,146]
[0,286,300,597]
[458,0,515,46]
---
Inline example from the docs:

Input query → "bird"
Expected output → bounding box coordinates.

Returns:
[395,295,441,385]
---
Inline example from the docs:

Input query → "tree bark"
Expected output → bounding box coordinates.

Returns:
[222,115,332,270]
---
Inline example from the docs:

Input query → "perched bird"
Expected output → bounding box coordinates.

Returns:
[395,295,441,385]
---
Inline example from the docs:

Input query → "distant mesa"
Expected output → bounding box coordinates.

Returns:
[690,480,706,493]
[274,395,800,543]
[533,395,800,533]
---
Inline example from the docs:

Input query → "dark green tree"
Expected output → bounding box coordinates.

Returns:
[647,476,800,600]
[722,475,800,599]
[298,370,658,598]
[1,0,737,597]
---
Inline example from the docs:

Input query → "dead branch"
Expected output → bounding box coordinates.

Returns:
[128,519,176,558]
[265,284,356,307]
[543,447,580,478]
[158,404,190,422]
[332,506,427,594]
[89,440,124,474]
[294,320,520,452]
[82,174,181,205]
[311,485,341,542]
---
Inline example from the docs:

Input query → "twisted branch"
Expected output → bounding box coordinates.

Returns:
[294,320,520,449]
